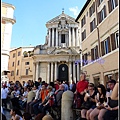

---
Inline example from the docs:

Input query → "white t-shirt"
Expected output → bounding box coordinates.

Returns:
[1,88,8,99]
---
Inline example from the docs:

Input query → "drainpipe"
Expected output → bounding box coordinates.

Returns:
[95,0,101,58]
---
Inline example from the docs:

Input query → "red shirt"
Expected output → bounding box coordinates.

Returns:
[76,80,88,93]
[54,84,59,90]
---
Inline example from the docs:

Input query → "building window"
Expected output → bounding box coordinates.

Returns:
[110,32,119,50]
[90,18,96,32]
[25,62,29,65]
[13,53,15,58]
[101,37,111,56]
[98,6,107,24]
[82,53,88,66]
[12,62,14,67]
[97,0,103,7]
[26,69,29,75]
[18,51,21,56]
[89,2,95,17]
[16,70,19,76]
[11,71,14,76]
[108,0,118,13]
[61,34,65,43]
[17,60,20,66]
[81,15,86,27]
[91,45,98,60]
[81,30,86,41]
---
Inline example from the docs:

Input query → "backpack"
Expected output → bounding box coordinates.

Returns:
[49,90,63,107]
[73,93,82,109]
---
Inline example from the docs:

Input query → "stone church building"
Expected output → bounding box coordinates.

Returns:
[33,11,81,84]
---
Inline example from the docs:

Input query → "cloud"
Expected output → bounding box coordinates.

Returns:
[69,6,80,17]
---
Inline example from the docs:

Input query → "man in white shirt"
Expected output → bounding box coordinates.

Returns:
[1,85,8,108]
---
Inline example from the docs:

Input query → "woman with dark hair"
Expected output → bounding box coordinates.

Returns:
[80,83,97,120]
[89,84,107,120]
[10,107,22,120]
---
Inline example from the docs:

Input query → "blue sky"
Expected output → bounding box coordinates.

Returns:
[2,0,87,48]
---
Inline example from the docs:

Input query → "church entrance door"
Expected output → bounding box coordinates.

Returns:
[58,64,68,83]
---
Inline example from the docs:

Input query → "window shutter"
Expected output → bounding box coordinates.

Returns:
[98,12,101,24]
[107,37,111,52]
[81,19,83,28]
[90,22,92,32]
[101,41,105,56]
[111,33,116,50]
[91,48,94,60]
[104,5,107,18]
[84,16,86,25]
[89,7,91,17]
[96,46,98,59]
[93,2,95,13]
[97,0,100,7]
[108,0,112,13]
[115,0,118,7]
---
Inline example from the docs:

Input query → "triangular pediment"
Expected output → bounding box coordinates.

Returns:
[46,12,76,24]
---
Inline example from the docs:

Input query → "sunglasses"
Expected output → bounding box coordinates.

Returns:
[88,85,94,87]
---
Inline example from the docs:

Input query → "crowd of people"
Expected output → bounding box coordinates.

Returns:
[1,73,118,120]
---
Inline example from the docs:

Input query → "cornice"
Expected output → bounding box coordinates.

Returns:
[2,2,15,10]
[2,17,16,24]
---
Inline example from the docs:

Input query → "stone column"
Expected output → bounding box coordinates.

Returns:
[62,91,74,120]
[69,62,72,82]
[52,28,54,47]
[47,62,50,84]
[36,62,39,81]
[77,63,80,82]
[51,62,53,82]
[56,28,58,47]
[48,28,51,47]
[72,28,75,46]
[73,61,76,82]
[76,28,79,46]
[54,62,57,80]
[33,63,35,81]
[69,27,71,47]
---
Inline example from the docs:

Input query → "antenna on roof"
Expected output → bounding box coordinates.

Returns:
[62,8,64,13]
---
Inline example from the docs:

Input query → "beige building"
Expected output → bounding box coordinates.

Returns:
[75,0,119,86]
[1,2,16,81]
[8,47,34,83]
[33,11,81,84]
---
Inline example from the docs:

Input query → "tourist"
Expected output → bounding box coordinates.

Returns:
[89,84,106,120]
[80,83,97,120]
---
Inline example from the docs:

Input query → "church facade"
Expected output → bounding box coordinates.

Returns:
[32,11,81,84]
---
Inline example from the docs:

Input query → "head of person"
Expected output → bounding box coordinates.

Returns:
[42,114,53,120]
[80,73,86,81]
[41,85,46,90]
[88,83,95,91]
[59,84,65,91]
[47,86,53,92]
[22,112,32,120]
[27,87,31,92]
[10,107,22,117]
[107,79,116,90]
[97,84,106,97]
[38,77,42,83]
[24,86,27,91]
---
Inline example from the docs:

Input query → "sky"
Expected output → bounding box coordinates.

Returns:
[2,0,87,48]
